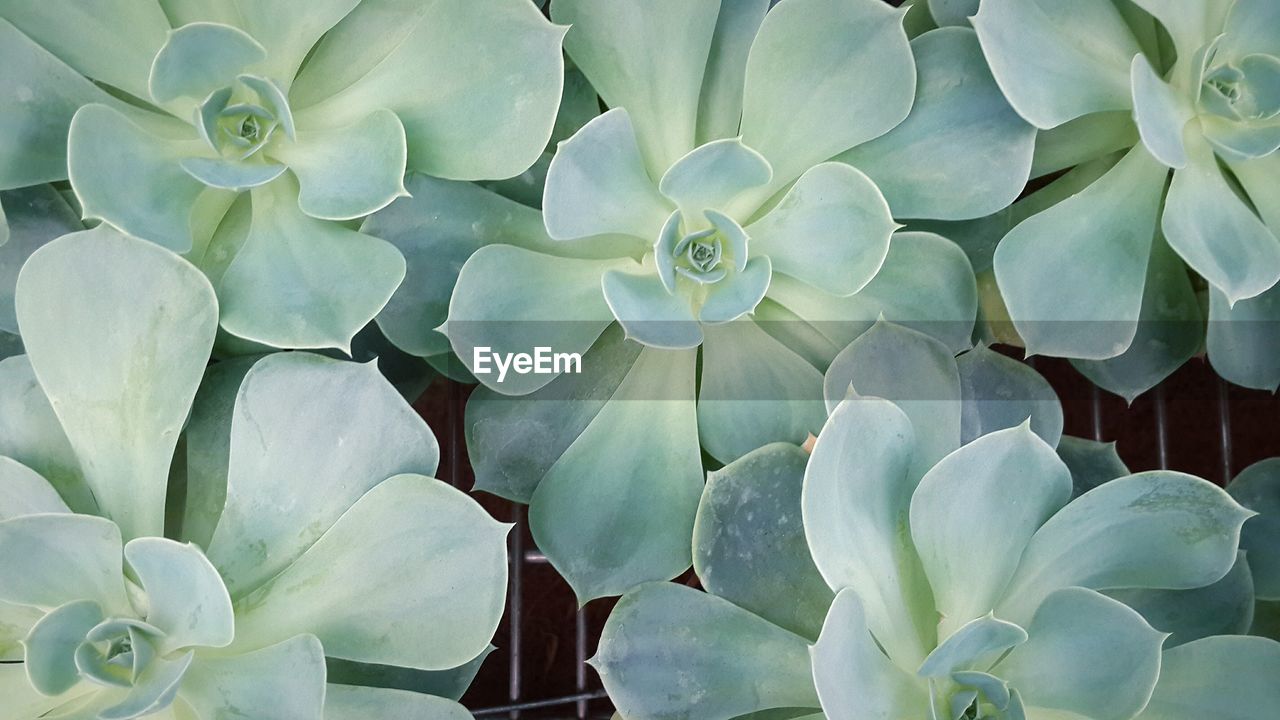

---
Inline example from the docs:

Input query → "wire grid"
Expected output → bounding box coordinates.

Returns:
[428,357,1264,720]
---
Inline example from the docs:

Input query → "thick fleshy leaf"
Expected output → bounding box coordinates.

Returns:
[0,356,92,515]
[1131,54,1193,169]
[148,22,265,104]
[1201,116,1280,162]
[0,0,170,101]
[994,144,1166,360]
[1206,275,1280,391]
[205,353,437,597]
[123,538,233,653]
[529,347,703,601]
[324,685,470,720]
[841,27,1036,221]
[699,257,772,324]
[0,514,128,614]
[1057,435,1130,499]
[917,614,1027,677]
[697,320,825,464]
[740,0,915,190]
[446,245,628,394]
[0,663,68,720]
[179,158,287,191]
[594,583,819,720]
[823,321,962,478]
[1129,0,1232,58]
[1029,111,1139,179]
[997,588,1164,720]
[326,645,493,703]
[1136,635,1280,720]
[218,0,361,90]
[0,456,68,520]
[231,476,508,670]
[544,109,672,242]
[1163,136,1280,304]
[1228,458,1280,599]
[67,104,209,253]
[0,20,126,188]
[217,174,406,351]
[912,426,1072,637]
[178,635,326,720]
[1108,551,1256,647]
[0,186,82,333]
[98,650,193,720]
[273,109,408,220]
[972,0,1139,129]
[957,344,1063,447]
[466,323,642,502]
[694,443,833,639]
[602,269,703,349]
[812,590,931,719]
[697,0,769,144]
[803,397,935,668]
[553,0,718,174]
[1072,234,1204,401]
[747,163,893,297]
[292,0,565,181]
[658,139,772,218]
[16,227,216,540]
[928,0,979,26]
[25,599,105,696]
[997,472,1254,626]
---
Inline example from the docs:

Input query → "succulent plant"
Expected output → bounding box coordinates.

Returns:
[0,230,508,719]
[364,0,1041,602]
[938,0,1280,398]
[593,321,1280,720]
[0,0,565,352]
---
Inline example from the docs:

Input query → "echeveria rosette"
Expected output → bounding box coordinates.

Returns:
[393,0,1038,602]
[967,0,1280,397]
[594,358,1280,719]
[0,230,508,719]
[0,0,565,352]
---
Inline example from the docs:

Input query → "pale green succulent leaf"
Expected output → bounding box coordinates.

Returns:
[1206,281,1280,390]
[0,186,83,334]
[274,109,408,221]
[178,158,287,191]
[601,269,704,349]
[697,320,825,464]
[699,256,772,325]
[956,343,1063,448]
[1200,116,1280,162]
[911,425,1072,638]
[803,397,936,668]
[972,0,1139,129]
[529,347,703,602]
[740,0,915,190]
[97,650,193,720]
[594,583,819,720]
[918,613,1027,677]
[841,27,1036,221]
[551,68,601,147]
[0,456,68,520]
[996,587,1164,720]
[446,245,627,394]
[553,0,718,174]
[658,139,772,219]
[812,589,931,719]
[747,163,894,297]
[697,0,769,144]
[823,321,961,478]
[293,0,565,181]
[16,228,217,540]
[1135,635,1280,720]
[0,663,68,720]
[148,23,265,105]
[326,645,493,702]
[217,175,406,351]
[1130,54,1193,169]
[1162,136,1280,305]
[178,635,325,720]
[1056,436,1130,499]
[24,599,105,696]
[0,514,128,614]
[994,144,1166,360]
[997,472,1254,626]
[0,0,170,101]
[544,108,673,242]
[123,538,234,654]
[231,476,508,671]
[0,20,125,189]
[1228,458,1280,599]
[67,104,209,253]
[693,443,833,640]
[219,0,361,91]
[0,356,92,515]
[1108,551,1256,647]
[927,0,978,26]
[1130,0,1232,59]
[324,685,471,720]
[1029,111,1138,179]
[205,353,437,597]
